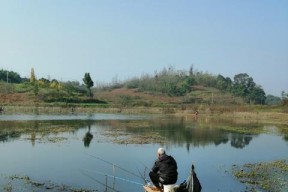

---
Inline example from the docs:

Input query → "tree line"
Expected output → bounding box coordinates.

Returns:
[1,67,286,105]
[123,66,269,105]
[0,69,27,83]
[0,68,96,103]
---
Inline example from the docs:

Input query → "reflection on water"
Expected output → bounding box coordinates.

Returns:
[0,114,287,191]
[0,114,287,148]
[0,120,252,149]
[83,124,93,147]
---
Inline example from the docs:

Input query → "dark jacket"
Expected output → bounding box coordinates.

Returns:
[152,154,178,184]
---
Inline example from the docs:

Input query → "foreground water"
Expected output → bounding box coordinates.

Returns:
[0,113,287,191]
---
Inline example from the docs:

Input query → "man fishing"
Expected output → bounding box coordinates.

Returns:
[149,148,178,191]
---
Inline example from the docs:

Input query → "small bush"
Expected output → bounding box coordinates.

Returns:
[0,82,15,93]
[14,83,33,93]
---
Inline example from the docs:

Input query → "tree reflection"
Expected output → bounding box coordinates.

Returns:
[0,120,89,144]
[0,116,287,151]
[147,117,232,148]
[0,131,21,143]
[30,120,38,146]
[31,132,36,146]
[230,134,252,148]
[0,133,8,142]
[83,124,93,147]
[106,116,262,150]
[277,125,288,142]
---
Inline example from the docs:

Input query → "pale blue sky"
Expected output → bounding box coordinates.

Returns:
[0,0,287,96]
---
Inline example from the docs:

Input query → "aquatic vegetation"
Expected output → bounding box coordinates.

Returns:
[232,159,288,191]
[0,120,89,144]
[3,183,12,192]
[3,175,97,192]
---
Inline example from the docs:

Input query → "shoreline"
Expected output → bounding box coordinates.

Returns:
[1,105,288,125]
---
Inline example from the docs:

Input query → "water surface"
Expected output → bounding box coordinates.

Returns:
[0,114,287,191]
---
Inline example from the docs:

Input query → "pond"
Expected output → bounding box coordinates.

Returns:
[0,113,287,192]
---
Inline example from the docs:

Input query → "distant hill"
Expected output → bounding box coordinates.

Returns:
[0,66,283,107]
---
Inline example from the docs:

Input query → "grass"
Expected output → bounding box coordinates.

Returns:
[216,111,288,125]
[188,86,245,105]
[14,83,33,93]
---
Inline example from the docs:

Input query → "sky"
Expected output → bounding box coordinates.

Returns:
[0,0,287,96]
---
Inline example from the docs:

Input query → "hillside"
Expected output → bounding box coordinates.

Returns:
[0,82,243,107]
[94,86,245,107]
[1,82,288,117]
[1,67,285,110]
[0,92,34,105]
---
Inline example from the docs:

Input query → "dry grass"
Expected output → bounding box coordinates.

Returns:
[95,88,181,105]
[218,111,288,125]
[0,93,35,105]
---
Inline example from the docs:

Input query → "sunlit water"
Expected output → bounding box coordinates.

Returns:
[0,114,287,191]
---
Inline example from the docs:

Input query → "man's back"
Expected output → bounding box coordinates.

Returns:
[152,154,178,184]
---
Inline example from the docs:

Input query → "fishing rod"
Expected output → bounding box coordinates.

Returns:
[81,171,121,192]
[139,161,153,172]
[83,169,144,186]
[87,153,144,180]
[137,167,150,185]
[138,161,154,185]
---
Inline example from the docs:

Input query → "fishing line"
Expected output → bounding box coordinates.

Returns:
[83,169,143,186]
[80,171,120,192]
[137,168,150,184]
[86,153,143,180]
[139,161,153,172]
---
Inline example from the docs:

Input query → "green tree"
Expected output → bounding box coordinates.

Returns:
[33,81,39,96]
[30,68,36,83]
[38,78,50,88]
[281,91,288,100]
[83,73,94,97]
[9,71,22,83]
[249,85,266,104]
[232,73,266,104]
[0,69,22,83]
[189,64,194,76]
[232,73,255,99]
[216,75,232,91]
[50,79,59,89]
[266,95,281,105]
[281,91,288,105]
